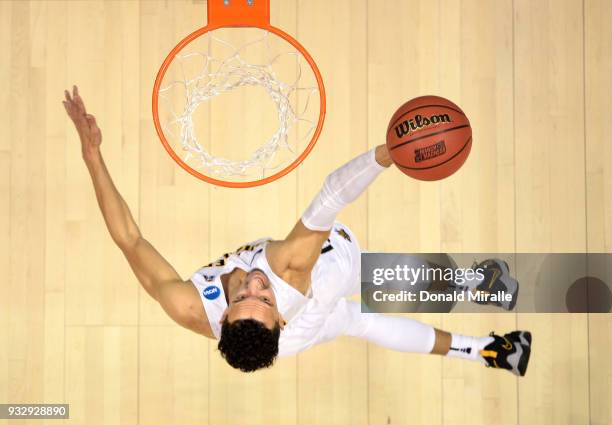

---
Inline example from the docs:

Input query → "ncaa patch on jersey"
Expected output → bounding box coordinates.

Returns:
[203,285,221,300]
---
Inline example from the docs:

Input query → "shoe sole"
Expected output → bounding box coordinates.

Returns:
[517,331,532,376]
[507,279,519,310]
[500,261,519,311]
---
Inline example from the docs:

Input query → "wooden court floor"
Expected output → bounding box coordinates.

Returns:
[0,1,610,424]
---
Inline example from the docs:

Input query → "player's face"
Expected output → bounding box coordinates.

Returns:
[225,269,282,330]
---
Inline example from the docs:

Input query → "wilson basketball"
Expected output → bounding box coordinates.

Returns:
[386,95,472,181]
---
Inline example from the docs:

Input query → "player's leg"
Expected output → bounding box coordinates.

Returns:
[331,300,531,376]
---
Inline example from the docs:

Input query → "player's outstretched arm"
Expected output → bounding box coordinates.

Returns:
[63,86,140,249]
[271,145,393,274]
[300,144,392,232]
[63,86,213,338]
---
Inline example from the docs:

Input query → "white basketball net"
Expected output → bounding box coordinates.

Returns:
[157,29,320,179]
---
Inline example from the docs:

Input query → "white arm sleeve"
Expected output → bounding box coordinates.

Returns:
[301,147,386,231]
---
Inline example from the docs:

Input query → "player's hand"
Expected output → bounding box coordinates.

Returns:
[62,85,102,161]
[375,144,393,167]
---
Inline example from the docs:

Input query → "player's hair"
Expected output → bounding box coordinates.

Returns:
[218,318,281,372]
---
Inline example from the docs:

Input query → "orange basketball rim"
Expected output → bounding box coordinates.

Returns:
[152,0,326,188]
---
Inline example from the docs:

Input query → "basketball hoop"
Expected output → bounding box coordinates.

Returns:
[152,0,326,188]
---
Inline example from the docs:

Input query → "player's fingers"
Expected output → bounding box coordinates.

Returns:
[64,89,72,102]
[73,86,87,114]
[74,95,86,114]
[63,101,80,122]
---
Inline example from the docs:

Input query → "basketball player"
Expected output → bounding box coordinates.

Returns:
[63,86,531,375]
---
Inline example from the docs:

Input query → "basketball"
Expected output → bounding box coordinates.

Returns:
[386,95,472,181]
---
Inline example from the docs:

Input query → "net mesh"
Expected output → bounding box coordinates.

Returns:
[157,29,320,179]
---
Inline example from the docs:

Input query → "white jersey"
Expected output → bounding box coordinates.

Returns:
[190,222,361,356]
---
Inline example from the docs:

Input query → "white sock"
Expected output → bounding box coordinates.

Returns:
[447,334,494,364]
